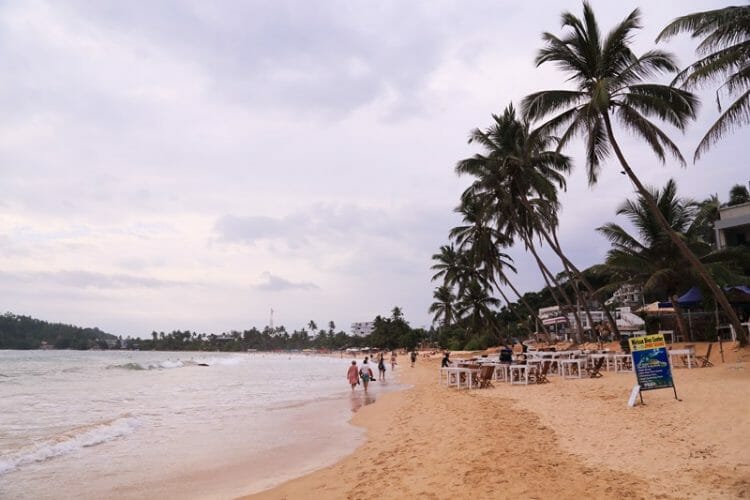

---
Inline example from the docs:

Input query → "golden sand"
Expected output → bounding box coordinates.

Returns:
[246,344,750,499]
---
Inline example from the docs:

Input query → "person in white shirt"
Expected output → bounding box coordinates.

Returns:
[359,359,374,391]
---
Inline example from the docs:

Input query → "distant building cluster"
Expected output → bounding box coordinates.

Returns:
[350,322,374,337]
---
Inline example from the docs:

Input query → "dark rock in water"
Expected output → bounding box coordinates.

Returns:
[198,363,209,367]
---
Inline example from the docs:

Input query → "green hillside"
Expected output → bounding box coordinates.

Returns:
[0,313,116,349]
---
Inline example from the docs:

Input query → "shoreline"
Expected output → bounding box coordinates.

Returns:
[245,345,750,499]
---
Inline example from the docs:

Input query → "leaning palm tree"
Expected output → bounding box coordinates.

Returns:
[598,179,713,340]
[522,2,747,344]
[657,5,750,160]
[457,104,616,338]
[449,195,552,337]
[429,285,457,328]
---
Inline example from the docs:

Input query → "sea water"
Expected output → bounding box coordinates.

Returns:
[0,350,395,499]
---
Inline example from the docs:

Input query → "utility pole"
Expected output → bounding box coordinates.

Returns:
[269,308,274,330]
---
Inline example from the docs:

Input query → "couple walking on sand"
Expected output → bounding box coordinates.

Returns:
[347,355,388,392]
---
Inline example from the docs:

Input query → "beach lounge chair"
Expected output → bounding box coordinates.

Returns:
[477,365,495,388]
[586,357,605,378]
[529,360,550,384]
[695,343,714,367]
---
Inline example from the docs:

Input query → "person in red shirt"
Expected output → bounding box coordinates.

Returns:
[346,361,359,390]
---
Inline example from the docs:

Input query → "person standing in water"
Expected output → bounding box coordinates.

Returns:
[390,351,397,371]
[410,350,417,367]
[359,359,373,391]
[346,360,359,390]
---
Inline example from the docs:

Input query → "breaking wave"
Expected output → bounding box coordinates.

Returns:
[0,416,141,475]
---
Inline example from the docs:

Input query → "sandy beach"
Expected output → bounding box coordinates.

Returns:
[248,344,750,499]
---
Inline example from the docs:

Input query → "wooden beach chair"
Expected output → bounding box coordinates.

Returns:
[477,365,495,388]
[586,357,605,378]
[695,343,714,367]
[530,360,550,384]
[462,364,481,387]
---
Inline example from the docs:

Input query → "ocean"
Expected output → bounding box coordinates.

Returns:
[0,350,397,499]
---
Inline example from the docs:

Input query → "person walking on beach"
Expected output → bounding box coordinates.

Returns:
[346,360,359,391]
[377,355,386,381]
[359,359,373,391]
[410,350,417,367]
[390,351,397,371]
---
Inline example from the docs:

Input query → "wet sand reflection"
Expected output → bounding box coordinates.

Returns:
[349,391,376,412]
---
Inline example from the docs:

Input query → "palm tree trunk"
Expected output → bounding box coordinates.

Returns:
[544,229,622,337]
[501,274,552,339]
[602,112,747,346]
[494,285,522,345]
[515,194,617,338]
[671,294,691,342]
[526,238,585,340]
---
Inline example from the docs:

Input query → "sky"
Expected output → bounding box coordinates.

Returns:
[0,0,746,337]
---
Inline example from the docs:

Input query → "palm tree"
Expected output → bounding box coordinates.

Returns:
[456,104,616,338]
[522,2,747,345]
[430,244,466,288]
[728,184,750,206]
[656,5,750,160]
[455,280,502,340]
[307,320,317,332]
[448,195,551,337]
[598,179,707,339]
[429,285,457,327]
[694,193,721,246]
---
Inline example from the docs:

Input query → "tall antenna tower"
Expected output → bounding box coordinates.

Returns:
[269,308,274,330]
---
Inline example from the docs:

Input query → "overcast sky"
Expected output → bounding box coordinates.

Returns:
[0,0,745,337]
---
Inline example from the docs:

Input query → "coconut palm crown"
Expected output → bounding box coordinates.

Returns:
[522,2,698,185]
[657,5,750,160]
[522,2,747,345]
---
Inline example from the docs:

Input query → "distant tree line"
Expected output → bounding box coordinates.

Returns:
[0,308,431,352]
[137,307,429,352]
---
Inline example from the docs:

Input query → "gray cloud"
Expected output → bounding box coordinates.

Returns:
[41,1,464,118]
[254,271,318,292]
[0,0,742,336]
[0,270,184,289]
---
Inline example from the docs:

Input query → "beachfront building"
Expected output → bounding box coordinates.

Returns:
[350,322,374,337]
[539,305,645,340]
[715,201,750,250]
[605,283,644,308]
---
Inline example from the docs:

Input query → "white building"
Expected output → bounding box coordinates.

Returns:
[715,201,750,249]
[538,305,644,339]
[605,284,644,308]
[350,322,374,337]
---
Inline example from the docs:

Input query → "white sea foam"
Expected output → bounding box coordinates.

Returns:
[0,417,141,475]
[0,351,394,499]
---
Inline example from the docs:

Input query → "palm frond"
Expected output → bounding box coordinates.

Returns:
[522,90,586,123]
[694,89,750,161]
[615,105,686,165]
[621,84,698,129]
[657,6,750,53]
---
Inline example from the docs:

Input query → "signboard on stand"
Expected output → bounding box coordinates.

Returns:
[628,333,680,402]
